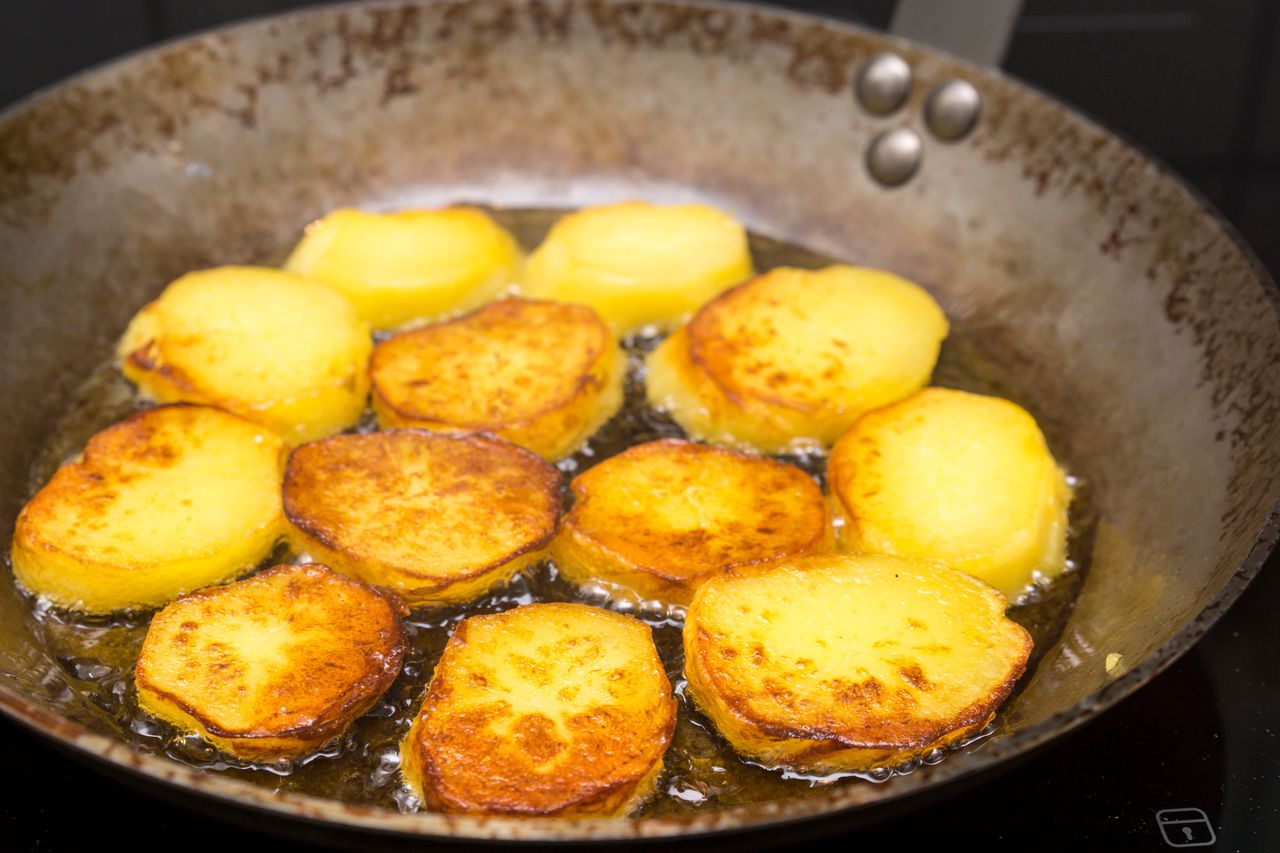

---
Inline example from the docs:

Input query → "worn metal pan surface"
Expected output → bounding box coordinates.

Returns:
[1,0,1278,842]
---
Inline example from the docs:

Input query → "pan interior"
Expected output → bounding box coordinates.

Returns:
[15,207,1093,815]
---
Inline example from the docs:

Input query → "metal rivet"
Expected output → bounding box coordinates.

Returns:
[924,79,981,141]
[856,53,913,115]
[866,127,923,187]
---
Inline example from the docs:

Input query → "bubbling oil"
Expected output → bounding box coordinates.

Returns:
[15,208,1093,817]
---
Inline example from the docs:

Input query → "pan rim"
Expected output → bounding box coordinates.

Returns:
[1,0,1278,841]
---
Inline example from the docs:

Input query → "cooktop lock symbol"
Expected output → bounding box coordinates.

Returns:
[1156,808,1217,847]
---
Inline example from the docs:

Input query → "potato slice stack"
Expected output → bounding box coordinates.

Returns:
[370,298,624,460]
[7,198,1077,801]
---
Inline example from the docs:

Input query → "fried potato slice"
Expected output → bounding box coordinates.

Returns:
[520,201,753,334]
[828,387,1072,599]
[118,266,371,445]
[283,207,522,330]
[135,563,406,762]
[283,431,562,607]
[401,602,675,816]
[684,553,1032,774]
[646,265,948,453]
[553,439,830,607]
[370,298,624,460]
[10,405,285,614]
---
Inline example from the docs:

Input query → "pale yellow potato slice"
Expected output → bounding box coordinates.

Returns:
[646,265,948,453]
[520,201,753,334]
[135,562,406,762]
[684,553,1032,774]
[370,298,624,460]
[283,207,522,330]
[118,266,371,445]
[10,405,285,613]
[828,387,1072,599]
[400,602,675,816]
[553,439,830,606]
[283,431,562,607]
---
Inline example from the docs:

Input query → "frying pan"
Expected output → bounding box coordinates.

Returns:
[1,0,1278,843]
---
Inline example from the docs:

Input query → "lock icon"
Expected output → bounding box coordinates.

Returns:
[1156,808,1216,848]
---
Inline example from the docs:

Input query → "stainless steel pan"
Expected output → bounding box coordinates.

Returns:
[1,0,1277,842]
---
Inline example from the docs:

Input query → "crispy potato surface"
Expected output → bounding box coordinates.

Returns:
[283,431,562,607]
[684,553,1031,773]
[520,201,753,334]
[828,388,1071,599]
[553,439,830,606]
[135,563,406,762]
[646,265,948,453]
[370,298,624,460]
[283,207,522,330]
[10,405,285,614]
[118,266,371,445]
[401,602,675,816]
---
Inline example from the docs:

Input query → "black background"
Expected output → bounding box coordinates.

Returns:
[1,2,1277,850]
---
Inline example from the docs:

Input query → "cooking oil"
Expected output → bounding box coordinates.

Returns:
[14,207,1093,817]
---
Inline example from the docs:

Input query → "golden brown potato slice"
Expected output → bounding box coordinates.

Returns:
[135,562,406,762]
[400,602,675,816]
[828,387,1072,599]
[10,405,285,614]
[370,298,624,460]
[117,266,371,445]
[684,553,1031,774]
[283,431,562,607]
[553,439,830,607]
[646,265,948,453]
[283,207,522,330]
[520,201,753,334]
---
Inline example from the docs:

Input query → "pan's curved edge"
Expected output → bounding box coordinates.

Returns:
[0,0,1278,843]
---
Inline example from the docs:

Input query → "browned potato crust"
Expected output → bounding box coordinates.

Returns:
[370,298,624,460]
[135,563,406,762]
[553,439,830,606]
[646,266,948,452]
[283,430,563,607]
[400,602,676,816]
[684,553,1032,774]
[11,404,286,613]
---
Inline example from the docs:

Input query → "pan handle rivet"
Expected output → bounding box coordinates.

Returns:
[924,79,981,141]
[856,53,913,115]
[866,127,923,187]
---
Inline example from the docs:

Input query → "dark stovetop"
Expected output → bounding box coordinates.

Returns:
[1,2,1278,850]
